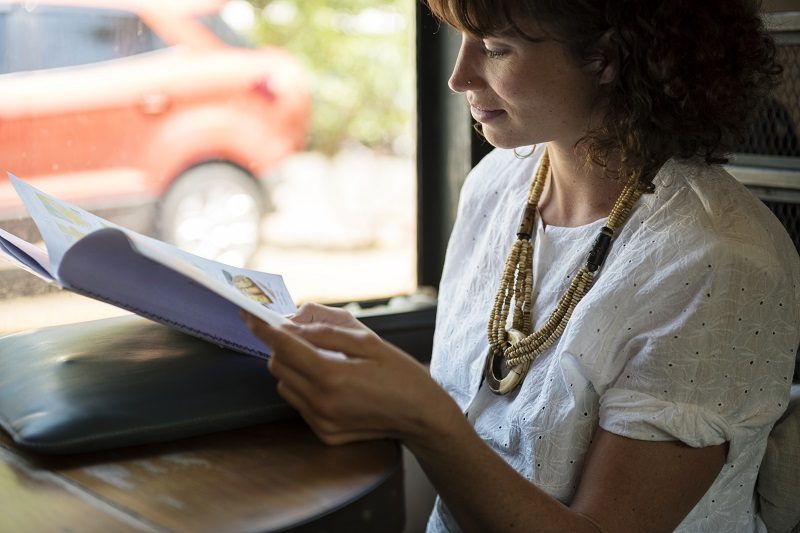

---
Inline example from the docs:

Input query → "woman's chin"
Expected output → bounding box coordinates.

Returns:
[476,124,537,150]
[479,131,532,150]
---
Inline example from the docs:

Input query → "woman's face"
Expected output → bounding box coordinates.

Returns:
[449,27,604,149]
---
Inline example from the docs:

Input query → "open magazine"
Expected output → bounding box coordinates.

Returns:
[0,173,295,358]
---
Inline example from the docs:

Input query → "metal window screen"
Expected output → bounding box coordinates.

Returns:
[736,36,800,161]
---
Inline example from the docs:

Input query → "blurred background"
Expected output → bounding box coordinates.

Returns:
[0,0,418,333]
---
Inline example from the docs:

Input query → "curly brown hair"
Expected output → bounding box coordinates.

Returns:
[426,0,782,182]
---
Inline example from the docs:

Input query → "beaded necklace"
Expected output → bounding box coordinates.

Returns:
[484,148,648,395]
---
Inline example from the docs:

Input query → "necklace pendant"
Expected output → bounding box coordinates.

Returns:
[483,329,530,395]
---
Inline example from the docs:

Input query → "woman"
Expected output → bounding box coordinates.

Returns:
[243,1,800,531]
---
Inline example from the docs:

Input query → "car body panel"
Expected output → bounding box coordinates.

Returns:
[0,0,310,224]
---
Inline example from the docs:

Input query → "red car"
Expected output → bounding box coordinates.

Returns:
[0,0,310,265]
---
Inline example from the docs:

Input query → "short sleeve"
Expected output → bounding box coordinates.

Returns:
[599,236,798,452]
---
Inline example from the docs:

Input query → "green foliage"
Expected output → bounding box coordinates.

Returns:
[248,0,415,156]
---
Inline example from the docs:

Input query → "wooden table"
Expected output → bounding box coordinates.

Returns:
[0,419,404,532]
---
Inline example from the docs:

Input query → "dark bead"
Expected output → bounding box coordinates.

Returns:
[587,227,613,272]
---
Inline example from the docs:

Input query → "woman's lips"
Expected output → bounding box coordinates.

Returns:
[470,105,505,123]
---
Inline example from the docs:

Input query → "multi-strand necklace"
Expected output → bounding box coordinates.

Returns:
[484,148,648,395]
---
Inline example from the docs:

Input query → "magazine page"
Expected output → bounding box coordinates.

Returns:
[0,227,53,281]
[8,173,119,274]
[7,174,295,355]
[125,232,294,327]
[56,228,286,358]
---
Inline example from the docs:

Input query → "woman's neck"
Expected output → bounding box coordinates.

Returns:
[536,143,625,228]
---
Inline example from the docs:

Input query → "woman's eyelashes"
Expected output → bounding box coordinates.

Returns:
[482,42,507,58]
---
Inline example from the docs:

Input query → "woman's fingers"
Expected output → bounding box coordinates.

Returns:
[248,305,382,360]
[291,302,362,329]
[285,322,387,359]
[242,310,414,445]
[276,381,388,445]
[243,312,334,380]
[274,380,315,418]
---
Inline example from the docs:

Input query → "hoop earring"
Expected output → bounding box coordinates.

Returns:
[473,122,485,137]
[513,145,537,159]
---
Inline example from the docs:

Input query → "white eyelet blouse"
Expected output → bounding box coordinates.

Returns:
[427,145,800,532]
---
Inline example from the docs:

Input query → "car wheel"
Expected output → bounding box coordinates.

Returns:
[158,163,266,267]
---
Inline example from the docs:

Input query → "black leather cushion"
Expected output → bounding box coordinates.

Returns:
[0,315,295,454]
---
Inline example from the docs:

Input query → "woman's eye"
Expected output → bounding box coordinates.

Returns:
[482,42,506,58]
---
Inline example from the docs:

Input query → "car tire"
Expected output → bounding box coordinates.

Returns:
[158,162,266,267]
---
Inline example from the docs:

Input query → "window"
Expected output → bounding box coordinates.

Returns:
[2,6,166,74]
[727,10,800,257]
[0,0,420,333]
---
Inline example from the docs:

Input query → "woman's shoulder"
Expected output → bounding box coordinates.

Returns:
[647,158,796,264]
[622,159,800,324]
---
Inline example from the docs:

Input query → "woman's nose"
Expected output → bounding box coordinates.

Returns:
[448,68,472,93]
[448,34,478,93]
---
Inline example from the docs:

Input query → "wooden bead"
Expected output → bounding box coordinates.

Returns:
[487,148,646,394]
[516,204,537,239]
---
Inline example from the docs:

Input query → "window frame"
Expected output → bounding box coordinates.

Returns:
[416,3,490,289]
[354,3,489,363]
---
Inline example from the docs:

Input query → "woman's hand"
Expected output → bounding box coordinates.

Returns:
[244,303,726,532]
[242,303,460,447]
[289,301,365,329]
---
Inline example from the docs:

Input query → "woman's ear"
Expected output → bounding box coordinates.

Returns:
[590,29,621,86]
